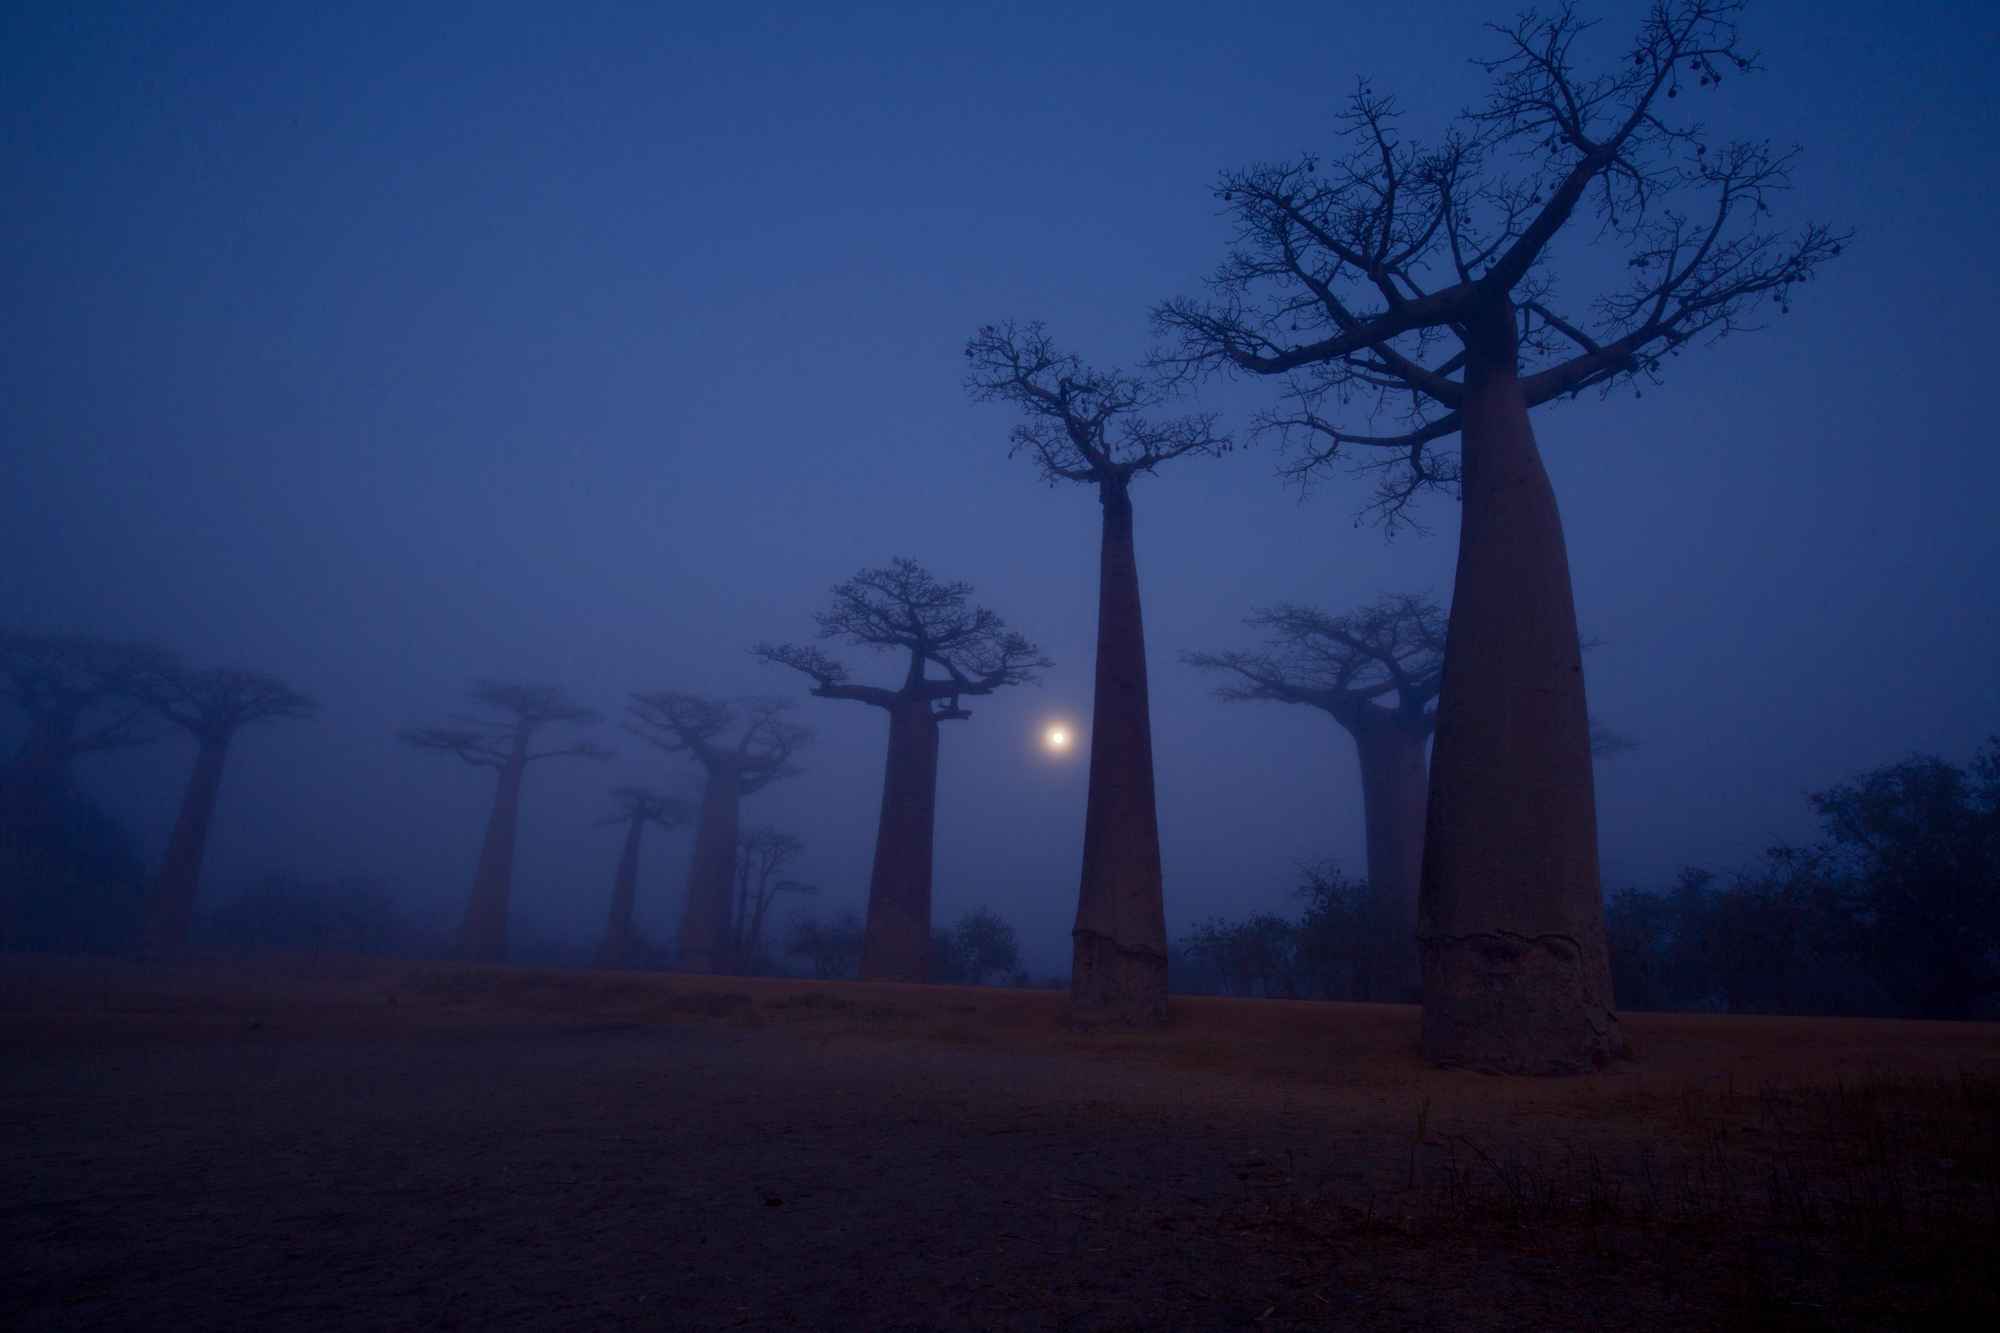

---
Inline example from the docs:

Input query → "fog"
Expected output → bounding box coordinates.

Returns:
[4,0,1995,977]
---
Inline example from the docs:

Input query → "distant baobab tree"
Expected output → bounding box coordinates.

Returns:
[729,826,813,971]
[626,693,811,974]
[754,558,1048,981]
[1155,1,1843,1071]
[402,682,608,963]
[140,666,316,954]
[1186,595,1639,1001]
[1186,594,1444,1001]
[965,323,1229,1025]
[594,786,690,970]
[1,632,168,806]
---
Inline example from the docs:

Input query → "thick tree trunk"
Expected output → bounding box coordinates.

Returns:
[456,742,526,963]
[679,763,741,975]
[595,815,646,970]
[860,695,942,982]
[1352,717,1429,1003]
[1071,476,1169,1025]
[143,733,231,956]
[1418,302,1625,1073]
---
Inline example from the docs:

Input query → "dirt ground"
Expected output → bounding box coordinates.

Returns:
[4,957,1997,1330]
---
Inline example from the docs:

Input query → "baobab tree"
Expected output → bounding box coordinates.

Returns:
[965,323,1229,1025]
[754,558,1048,981]
[1186,594,1445,1001]
[626,693,811,974]
[729,826,814,971]
[1187,595,1638,1001]
[140,666,316,954]
[595,785,690,970]
[402,682,608,963]
[1155,1,1843,1070]
[1,632,168,808]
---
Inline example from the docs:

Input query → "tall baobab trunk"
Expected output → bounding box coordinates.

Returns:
[1352,716,1429,1002]
[1418,302,1624,1073]
[456,739,526,963]
[142,734,231,956]
[860,696,942,981]
[1071,476,1169,1024]
[680,763,741,974]
[596,815,647,970]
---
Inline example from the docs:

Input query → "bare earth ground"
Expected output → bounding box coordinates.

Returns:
[3,957,1996,1331]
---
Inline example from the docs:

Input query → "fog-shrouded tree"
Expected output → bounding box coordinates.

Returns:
[1156,1,1843,1071]
[141,666,317,954]
[949,906,1023,987]
[755,558,1048,981]
[787,909,864,981]
[1,632,169,804]
[402,682,608,963]
[965,321,1231,1025]
[729,826,814,971]
[594,785,691,970]
[1186,595,1638,1001]
[1186,594,1444,1000]
[1,632,171,948]
[626,693,811,974]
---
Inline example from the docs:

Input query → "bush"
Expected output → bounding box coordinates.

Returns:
[0,778,147,954]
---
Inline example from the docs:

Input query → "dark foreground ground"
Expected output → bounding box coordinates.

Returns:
[3,958,1997,1331]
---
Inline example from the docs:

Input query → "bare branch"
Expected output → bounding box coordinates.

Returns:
[965,321,1230,486]
[1152,1,1846,522]
[628,691,812,793]
[143,665,317,744]
[603,785,692,830]
[758,558,1050,711]
[403,679,599,768]
[400,726,511,769]
[1183,593,1447,736]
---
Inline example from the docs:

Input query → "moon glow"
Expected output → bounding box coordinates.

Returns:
[1043,724,1072,753]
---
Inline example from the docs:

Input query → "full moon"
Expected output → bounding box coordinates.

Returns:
[1043,724,1072,753]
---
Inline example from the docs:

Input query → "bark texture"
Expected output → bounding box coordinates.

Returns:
[142,736,230,956]
[456,742,526,963]
[596,815,647,970]
[680,764,743,975]
[860,697,942,981]
[1071,479,1169,1024]
[1418,304,1625,1073]
[1353,718,1430,1002]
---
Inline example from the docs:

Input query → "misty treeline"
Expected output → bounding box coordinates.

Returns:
[1181,740,2000,1020]
[8,4,1928,1070]
[0,624,1046,985]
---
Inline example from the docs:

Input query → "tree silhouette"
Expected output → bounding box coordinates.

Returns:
[140,666,316,954]
[402,682,607,963]
[729,826,814,971]
[755,558,1047,981]
[965,321,1230,1025]
[1187,595,1638,1001]
[1,632,169,801]
[1156,1,1843,1071]
[594,786,690,970]
[1,632,170,946]
[626,693,811,974]
[1186,594,1444,1000]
